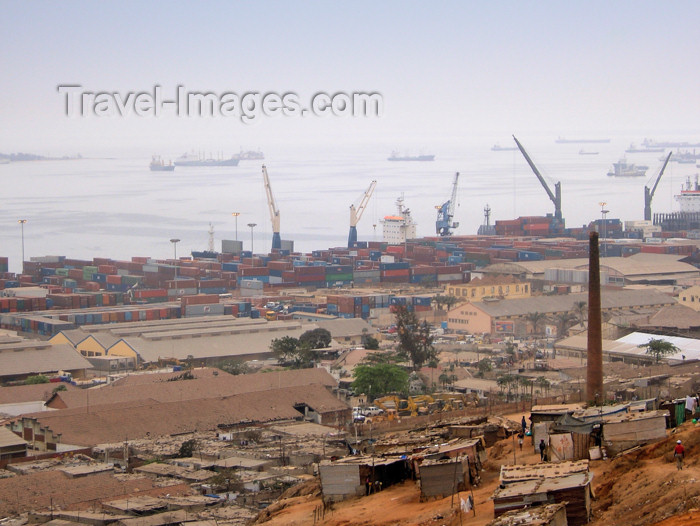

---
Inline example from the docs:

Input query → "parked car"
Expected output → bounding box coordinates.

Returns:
[363,406,384,416]
[353,411,366,423]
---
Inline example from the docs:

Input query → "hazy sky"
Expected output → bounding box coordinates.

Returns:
[1,1,699,155]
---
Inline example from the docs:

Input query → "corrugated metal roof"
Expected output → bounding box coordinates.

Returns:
[493,472,593,498]
[485,253,694,278]
[0,426,27,448]
[601,409,669,424]
[500,460,589,484]
[0,344,92,377]
[455,289,674,319]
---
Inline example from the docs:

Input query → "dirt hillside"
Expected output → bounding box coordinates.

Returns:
[254,422,700,526]
[591,421,700,525]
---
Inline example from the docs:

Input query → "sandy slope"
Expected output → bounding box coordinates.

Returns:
[254,421,700,526]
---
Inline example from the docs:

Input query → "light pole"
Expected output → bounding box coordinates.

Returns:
[18,219,27,273]
[231,212,240,241]
[247,223,257,254]
[598,202,609,257]
[170,238,180,278]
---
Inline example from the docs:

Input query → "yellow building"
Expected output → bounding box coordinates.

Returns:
[50,330,115,358]
[678,285,700,311]
[446,275,530,302]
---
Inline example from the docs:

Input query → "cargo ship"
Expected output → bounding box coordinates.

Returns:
[174,152,240,167]
[149,156,175,171]
[643,138,700,149]
[607,159,648,177]
[491,143,517,151]
[387,151,435,162]
[625,143,665,153]
[234,149,264,161]
[578,149,599,155]
[675,176,700,213]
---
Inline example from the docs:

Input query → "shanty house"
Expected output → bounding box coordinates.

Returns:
[601,409,669,455]
[493,472,593,526]
[319,456,409,502]
[418,457,472,499]
[487,502,568,526]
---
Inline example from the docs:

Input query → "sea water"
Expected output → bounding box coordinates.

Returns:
[1,135,697,273]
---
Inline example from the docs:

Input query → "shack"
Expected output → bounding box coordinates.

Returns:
[318,456,409,502]
[418,456,472,500]
[495,461,591,526]
[487,502,568,526]
[492,472,593,526]
[601,409,669,455]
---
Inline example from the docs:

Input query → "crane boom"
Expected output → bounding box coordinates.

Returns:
[644,151,673,221]
[512,135,563,223]
[262,164,281,250]
[348,180,377,247]
[435,172,460,236]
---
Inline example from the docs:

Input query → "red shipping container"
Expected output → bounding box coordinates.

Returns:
[181,294,220,306]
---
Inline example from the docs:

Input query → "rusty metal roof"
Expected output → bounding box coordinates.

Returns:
[500,460,589,484]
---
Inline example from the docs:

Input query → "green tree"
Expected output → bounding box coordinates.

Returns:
[477,358,492,377]
[364,335,380,350]
[209,468,240,492]
[218,360,250,375]
[52,384,67,393]
[270,336,313,368]
[434,295,459,311]
[535,376,551,397]
[25,375,49,385]
[573,301,587,328]
[525,312,546,336]
[178,439,197,458]
[352,363,409,399]
[555,312,577,339]
[638,338,679,364]
[361,350,402,365]
[299,328,332,349]
[394,305,437,371]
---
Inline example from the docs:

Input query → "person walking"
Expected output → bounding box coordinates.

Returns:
[521,416,527,434]
[518,430,524,451]
[539,439,547,462]
[674,440,685,470]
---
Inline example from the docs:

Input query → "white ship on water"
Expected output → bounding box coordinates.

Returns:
[381,197,416,244]
[675,175,700,213]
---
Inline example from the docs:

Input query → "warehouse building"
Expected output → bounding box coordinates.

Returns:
[447,289,675,338]
[481,253,700,287]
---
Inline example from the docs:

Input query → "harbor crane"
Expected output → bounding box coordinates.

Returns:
[513,135,564,229]
[348,180,377,247]
[262,164,281,250]
[644,151,673,221]
[435,172,460,236]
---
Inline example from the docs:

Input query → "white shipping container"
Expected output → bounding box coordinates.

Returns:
[167,287,198,297]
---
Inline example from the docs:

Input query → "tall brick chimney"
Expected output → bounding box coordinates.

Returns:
[586,231,603,404]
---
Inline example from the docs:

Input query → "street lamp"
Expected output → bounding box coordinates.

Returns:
[170,238,180,278]
[247,223,257,254]
[598,202,609,257]
[231,212,240,241]
[18,219,27,273]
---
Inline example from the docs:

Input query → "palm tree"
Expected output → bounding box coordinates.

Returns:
[535,376,551,397]
[573,301,587,328]
[555,312,577,339]
[525,312,546,336]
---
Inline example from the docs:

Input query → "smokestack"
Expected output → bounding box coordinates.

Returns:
[586,231,603,405]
